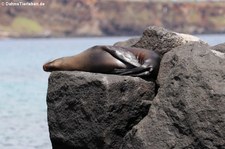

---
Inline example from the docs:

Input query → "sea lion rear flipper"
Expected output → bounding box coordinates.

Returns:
[113,68,131,74]
[130,71,150,77]
[113,67,152,76]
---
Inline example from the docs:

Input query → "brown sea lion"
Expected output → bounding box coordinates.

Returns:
[43,45,161,78]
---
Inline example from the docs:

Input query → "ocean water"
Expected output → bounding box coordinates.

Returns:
[0,35,224,149]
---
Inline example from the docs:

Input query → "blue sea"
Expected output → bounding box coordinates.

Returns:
[0,35,224,149]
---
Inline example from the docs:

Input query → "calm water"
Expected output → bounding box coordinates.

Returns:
[0,35,224,149]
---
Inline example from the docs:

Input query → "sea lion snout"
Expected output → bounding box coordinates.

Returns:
[43,61,58,72]
[43,62,52,72]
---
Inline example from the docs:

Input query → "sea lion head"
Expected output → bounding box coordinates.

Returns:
[43,58,64,72]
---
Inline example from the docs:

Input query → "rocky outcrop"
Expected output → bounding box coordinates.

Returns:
[122,42,225,149]
[47,71,155,149]
[133,26,205,56]
[46,27,225,149]
[114,37,140,47]
[212,43,225,53]
[114,26,205,56]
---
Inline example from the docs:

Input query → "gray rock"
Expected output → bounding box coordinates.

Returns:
[121,42,225,149]
[212,42,225,53]
[114,37,140,47]
[113,26,205,57]
[47,27,225,149]
[47,71,155,149]
[133,26,205,56]
[210,43,225,59]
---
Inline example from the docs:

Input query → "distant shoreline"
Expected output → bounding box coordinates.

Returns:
[1,32,225,40]
[1,1,225,38]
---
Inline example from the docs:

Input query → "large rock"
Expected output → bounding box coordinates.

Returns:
[212,42,225,53]
[210,43,225,59]
[47,71,155,149]
[47,27,225,149]
[121,42,225,149]
[114,37,140,47]
[133,26,205,56]
[113,26,204,56]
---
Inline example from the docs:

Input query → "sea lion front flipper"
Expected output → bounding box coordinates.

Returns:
[103,46,141,67]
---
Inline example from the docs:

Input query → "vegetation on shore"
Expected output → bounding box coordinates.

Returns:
[0,0,225,38]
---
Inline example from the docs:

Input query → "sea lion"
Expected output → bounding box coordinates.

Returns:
[43,45,161,78]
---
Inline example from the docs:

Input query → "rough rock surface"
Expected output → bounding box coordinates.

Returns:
[121,42,225,149]
[114,37,140,47]
[133,26,205,56]
[47,27,225,149]
[210,43,225,59]
[212,42,225,53]
[113,26,205,56]
[47,71,155,149]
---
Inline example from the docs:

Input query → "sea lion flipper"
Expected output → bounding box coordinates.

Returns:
[113,66,152,76]
[113,68,129,74]
[130,71,150,77]
[104,46,141,67]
